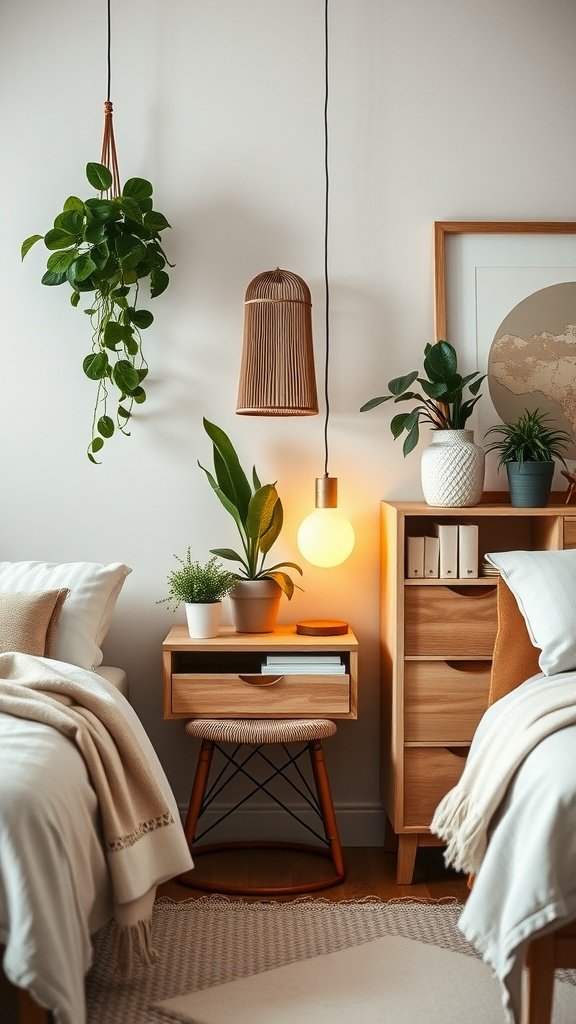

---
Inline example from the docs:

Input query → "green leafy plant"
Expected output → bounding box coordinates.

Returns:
[484,408,572,470]
[158,551,237,609]
[360,340,485,456]
[198,418,303,599]
[21,161,172,462]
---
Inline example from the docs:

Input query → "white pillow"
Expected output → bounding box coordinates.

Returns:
[485,548,576,676]
[0,561,131,670]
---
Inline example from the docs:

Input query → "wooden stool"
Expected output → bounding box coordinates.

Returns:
[178,718,345,896]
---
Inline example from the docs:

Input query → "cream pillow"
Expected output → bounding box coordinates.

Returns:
[0,589,69,657]
[0,561,131,669]
[485,549,576,676]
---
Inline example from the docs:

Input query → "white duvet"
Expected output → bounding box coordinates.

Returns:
[0,655,193,1024]
[456,673,576,1023]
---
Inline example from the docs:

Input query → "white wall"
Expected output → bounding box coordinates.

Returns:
[2,0,576,843]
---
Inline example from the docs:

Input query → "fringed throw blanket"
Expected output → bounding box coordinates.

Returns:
[0,651,193,973]
[431,671,576,875]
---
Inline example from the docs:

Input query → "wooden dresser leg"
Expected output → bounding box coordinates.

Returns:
[523,934,555,1024]
[396,834,418,884]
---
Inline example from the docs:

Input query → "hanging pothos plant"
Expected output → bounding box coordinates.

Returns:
[21,160,172,462]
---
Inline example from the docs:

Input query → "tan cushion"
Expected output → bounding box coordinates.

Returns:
[0,589,69,657]
[0,561,131,669]
[488,577,540,706]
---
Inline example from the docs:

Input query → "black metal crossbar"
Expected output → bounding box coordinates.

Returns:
[193,741,329,846]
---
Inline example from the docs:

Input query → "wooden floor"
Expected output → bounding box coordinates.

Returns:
[157,844,470,903]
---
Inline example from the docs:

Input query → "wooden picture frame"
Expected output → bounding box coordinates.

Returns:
[433,221,576,490]
[433,220,576,340]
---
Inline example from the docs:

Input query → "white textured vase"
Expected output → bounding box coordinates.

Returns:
[420,429,485,507]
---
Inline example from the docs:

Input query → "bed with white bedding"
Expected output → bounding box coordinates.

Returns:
[444,673,576,1022]
[0,560,194,1024]
[432,549,576,1024]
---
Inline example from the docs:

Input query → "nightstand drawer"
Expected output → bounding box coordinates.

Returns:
[404,660,490,743]
[171,672,351,717]
[404,585,497,656]
[403,746,468,828]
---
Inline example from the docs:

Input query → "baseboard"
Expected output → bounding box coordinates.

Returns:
[178,801,387,847]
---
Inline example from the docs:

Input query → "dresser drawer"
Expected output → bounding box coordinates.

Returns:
[564,517,576,550]
[171,672,351,718]
[404,585,497,657]
[403,746,468,828]
[404,660,490,743]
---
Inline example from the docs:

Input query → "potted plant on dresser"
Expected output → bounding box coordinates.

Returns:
[159,549,237,638]
[360,340,486,507]
[198,418,303,633]
[484,408,572,507]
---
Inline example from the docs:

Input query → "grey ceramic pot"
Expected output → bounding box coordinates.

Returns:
[506,461,554,507]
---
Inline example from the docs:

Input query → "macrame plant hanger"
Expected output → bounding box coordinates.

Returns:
[100,0,121,197]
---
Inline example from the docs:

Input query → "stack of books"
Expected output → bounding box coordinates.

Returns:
[480,558,500,578]
[406,523,479,579]
[261,654,345,675]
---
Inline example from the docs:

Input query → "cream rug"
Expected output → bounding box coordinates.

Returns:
[155,934,576,1024]
[86,896,576,1024]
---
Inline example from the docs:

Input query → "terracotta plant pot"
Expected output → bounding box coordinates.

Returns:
[229,580,282,633]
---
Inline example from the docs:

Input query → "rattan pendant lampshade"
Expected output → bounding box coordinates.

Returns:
[236,268,319,416]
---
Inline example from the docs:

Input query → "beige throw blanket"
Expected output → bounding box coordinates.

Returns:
[431,671,576,875]
[0,651,192,972]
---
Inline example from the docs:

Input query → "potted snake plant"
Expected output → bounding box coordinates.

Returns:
[484,408,572,507]
[198,418,303,632]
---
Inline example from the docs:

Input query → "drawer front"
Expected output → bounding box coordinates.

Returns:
[404,746,468,828]
[564,517,576,550]
[404,585,497,656]
[404,660,490,743]
[171,672,351,717]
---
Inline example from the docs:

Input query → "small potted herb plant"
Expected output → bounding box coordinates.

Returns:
[484,408,572,507]
[198,418,303,632]
[159,550,237,638]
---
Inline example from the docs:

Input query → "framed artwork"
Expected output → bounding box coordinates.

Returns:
[434,221,576,489]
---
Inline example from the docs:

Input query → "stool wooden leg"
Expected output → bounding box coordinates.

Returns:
[183,739,214,846]
[308,739,345,882]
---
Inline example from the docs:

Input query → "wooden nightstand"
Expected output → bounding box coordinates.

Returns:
[162,624,358,895]
[162,624,358,721]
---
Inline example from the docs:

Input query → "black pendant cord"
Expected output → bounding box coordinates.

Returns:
[106,0,112,102]
[323,0,330,478]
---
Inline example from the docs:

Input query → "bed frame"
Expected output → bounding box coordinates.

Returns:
[491,578,576,1024]
[0,957,53,1023]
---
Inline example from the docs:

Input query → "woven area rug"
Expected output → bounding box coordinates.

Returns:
[86,896,574,1024]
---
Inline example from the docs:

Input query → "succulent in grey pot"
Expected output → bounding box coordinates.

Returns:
[484,409,572,507]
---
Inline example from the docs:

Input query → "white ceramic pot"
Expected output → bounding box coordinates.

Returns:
[229,579,282,633]
[420,429,485,507]
[185,601,222,639]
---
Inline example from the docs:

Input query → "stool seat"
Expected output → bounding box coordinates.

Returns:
[185,718,337,744]
[180,716,345,896]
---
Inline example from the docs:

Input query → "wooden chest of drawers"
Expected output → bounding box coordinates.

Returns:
[381,498,574,884]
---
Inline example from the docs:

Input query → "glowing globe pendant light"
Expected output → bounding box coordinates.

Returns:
[297,0,354,569]
[297,477,355,568]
